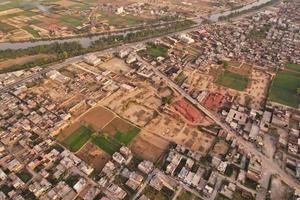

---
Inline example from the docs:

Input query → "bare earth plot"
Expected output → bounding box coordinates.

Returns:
[76,142,110,172]
[129,129,170,162]
[98,57,131,74]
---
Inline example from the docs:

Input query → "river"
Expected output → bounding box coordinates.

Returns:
[0,0,273,50]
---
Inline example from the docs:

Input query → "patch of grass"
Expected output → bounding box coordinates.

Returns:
[216,70,249,91]
[91,134,121,155]
[114,127,140,145]
[59,15,82,27]
[17,170,32,183]
[285,63,300,73]
[0,22,16,33]
[146,43,169,58]
[99,12,149,28]
[0,2,20,11]
[268,70,300,108]
[62,126,93,152]
[23,26,40,37]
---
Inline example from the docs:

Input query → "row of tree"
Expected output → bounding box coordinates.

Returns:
[0,20,195,74]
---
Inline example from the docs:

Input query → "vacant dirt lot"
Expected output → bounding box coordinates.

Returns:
[102,117,134,136]
[76,142,110,172]
[175,126,216,154]
[129,130,169,162]
[78,106,115,130]
[211,140,229,157]
[99,57,131,74]
[245,70,270,109]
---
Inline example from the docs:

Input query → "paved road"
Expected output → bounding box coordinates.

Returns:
[137,56,300,193]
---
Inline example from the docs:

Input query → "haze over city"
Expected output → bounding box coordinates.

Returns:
[0,0,299,200]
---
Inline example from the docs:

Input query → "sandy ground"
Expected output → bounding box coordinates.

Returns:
[145,114,216,154]
[98,57,131,74]
[129,129,169,162]
[76,142,111,172]
[245,70,270,109]
[101,85,160,127]
[211,140,229,157]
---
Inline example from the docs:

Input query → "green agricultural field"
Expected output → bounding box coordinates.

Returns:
[59,15,82,27]
[114,127,140,145]
[91,134,121,155]
[216,70,249,91]
[0,22,16,33]
[99,12,149,28]
[268,70,300,108]
[62,126,93,152]
[23,26,40,37]
[0,2,20,11]
[285,63,300,73]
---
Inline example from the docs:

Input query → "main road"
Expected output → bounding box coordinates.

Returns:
[137,56,300,193]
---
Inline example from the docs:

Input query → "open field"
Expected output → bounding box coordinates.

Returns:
[114,127,140,145]
[129,129,169,162]
[62,126,93,152]
[98,57,130,74]
[56,106,115,141]
[245,70,270,109]
[285,63,300,73]
[98,11,150,28]
[59,15,82,27]
[0,54,50,69]
[76,142,110,172]
[91,134,122,155]
[268,70,300,108]
[211,140,229,157]
[101,116,141,145]
[78,106,115,130]
[216,70,249,91]
[177,190,202,200]
[0,21,16,32]
[145,43,169,58]
[102,117,134,135]
[143,185,170,200]
[23,25,40,37]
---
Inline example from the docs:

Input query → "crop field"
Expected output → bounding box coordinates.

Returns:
[59,15,82,27]
[23,26,40,37]
[91,134,122,155]
[62,126,93,152]
[102,117,140,145]
[216,70,249,91]
[0,22,16,33]
[285,63,300,73]
[114,127,140,145]
[98,11,149,28]
[269,70,300,108]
